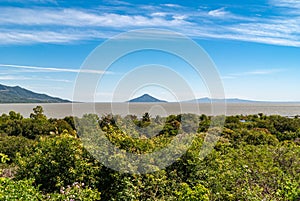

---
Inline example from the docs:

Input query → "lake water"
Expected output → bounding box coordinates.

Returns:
[1,103,300,118]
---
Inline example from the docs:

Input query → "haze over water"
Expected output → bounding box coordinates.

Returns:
[1,103,300,118]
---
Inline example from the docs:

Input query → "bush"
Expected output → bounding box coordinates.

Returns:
[15,133,100,193]
[47,182,101,201]
[0,178,101,201]
[176,183,209,201]
[0,110,299,200]
[0,178,42,200]
[0,136,33,163]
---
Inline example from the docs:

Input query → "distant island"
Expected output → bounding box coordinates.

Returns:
[128,94,278,103]
[0,84,70,103]
[128,94,167,103]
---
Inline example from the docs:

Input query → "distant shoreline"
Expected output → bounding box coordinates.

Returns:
[1,102,300,118]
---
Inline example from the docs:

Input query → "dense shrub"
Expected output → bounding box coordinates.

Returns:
[15,133,100,193]
[0,106,75,139]
[0,108,299,200]
[176,183,209,201]
[0,178,42,200]
[0,136,33,163]
[0,178,101,201]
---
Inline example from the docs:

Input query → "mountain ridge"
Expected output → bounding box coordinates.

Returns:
[0,84,70,103]
[186,97,260,103]
[128,94,167,102]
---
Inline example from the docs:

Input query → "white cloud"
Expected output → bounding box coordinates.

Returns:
[172,15,188,20]
[113,29,187,41]
[235,69,284,76]
[161,4,182,8]
[208,8,228,17]
[205,7,254,21]
[0,30,86,44]
[104,0,131,6]
[229,18,300,37]
[0,4,299,47]
[225,69,285,79]
[0,8,188,27]
[270,0,300,8]
[151,12,168,17]
[0,75,71,82]
[181,14,300,47]
[0,75,30,80]
[2,0,57,3]
[0,64,111,74]
[0,29,114,44]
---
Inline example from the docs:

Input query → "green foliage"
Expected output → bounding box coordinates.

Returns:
[0,153,10,164]
[30,106,47,120]
[63,116,76,130]
[0,178,43,200]
[49,118,77,136]
[0,136,33,163]
[198,115,210,132]
[176,183,209,201]
[47,182,101,201]
[190,144,300,200]
[132,112,151,128]
[276,176,300,200]
[0,178,101,201]
[15,133,100,193]
[1,108,300,200]
[0,111,23,137]
[0,106,76,139]
[223,128,279,146]
[159,114,181,136]
[102,171,175,201]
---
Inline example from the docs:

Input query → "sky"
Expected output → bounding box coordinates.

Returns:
[0,0,300,102]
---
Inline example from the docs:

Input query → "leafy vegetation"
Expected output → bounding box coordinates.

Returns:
[0,178,101,200]
[0,106,299,200]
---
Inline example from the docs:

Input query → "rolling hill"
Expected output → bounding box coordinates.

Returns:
[0,84,70,103]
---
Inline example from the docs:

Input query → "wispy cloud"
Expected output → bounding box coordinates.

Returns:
[161,4,182,8]
[172,15,188,20]
[0,8,188,27]
[0,2,299,47]
[0,29,93,44]
[233,69,284,76]
[269,0,300,8]
[0,75,71,82]
[208,8,229,17]
[104,0,131,6]
[223,69,284,79]
[150,12,168,17]
[0,64,111,74]
[1,0,57,3]
[0,75,30,80]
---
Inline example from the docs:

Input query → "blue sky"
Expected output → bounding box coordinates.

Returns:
[0,0,300,102]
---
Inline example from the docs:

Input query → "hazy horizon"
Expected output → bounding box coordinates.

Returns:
[1,0,300,102]
[2,102,300,119]
[2,84,300,103]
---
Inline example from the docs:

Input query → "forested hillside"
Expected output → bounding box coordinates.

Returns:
[0,107,299,200]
